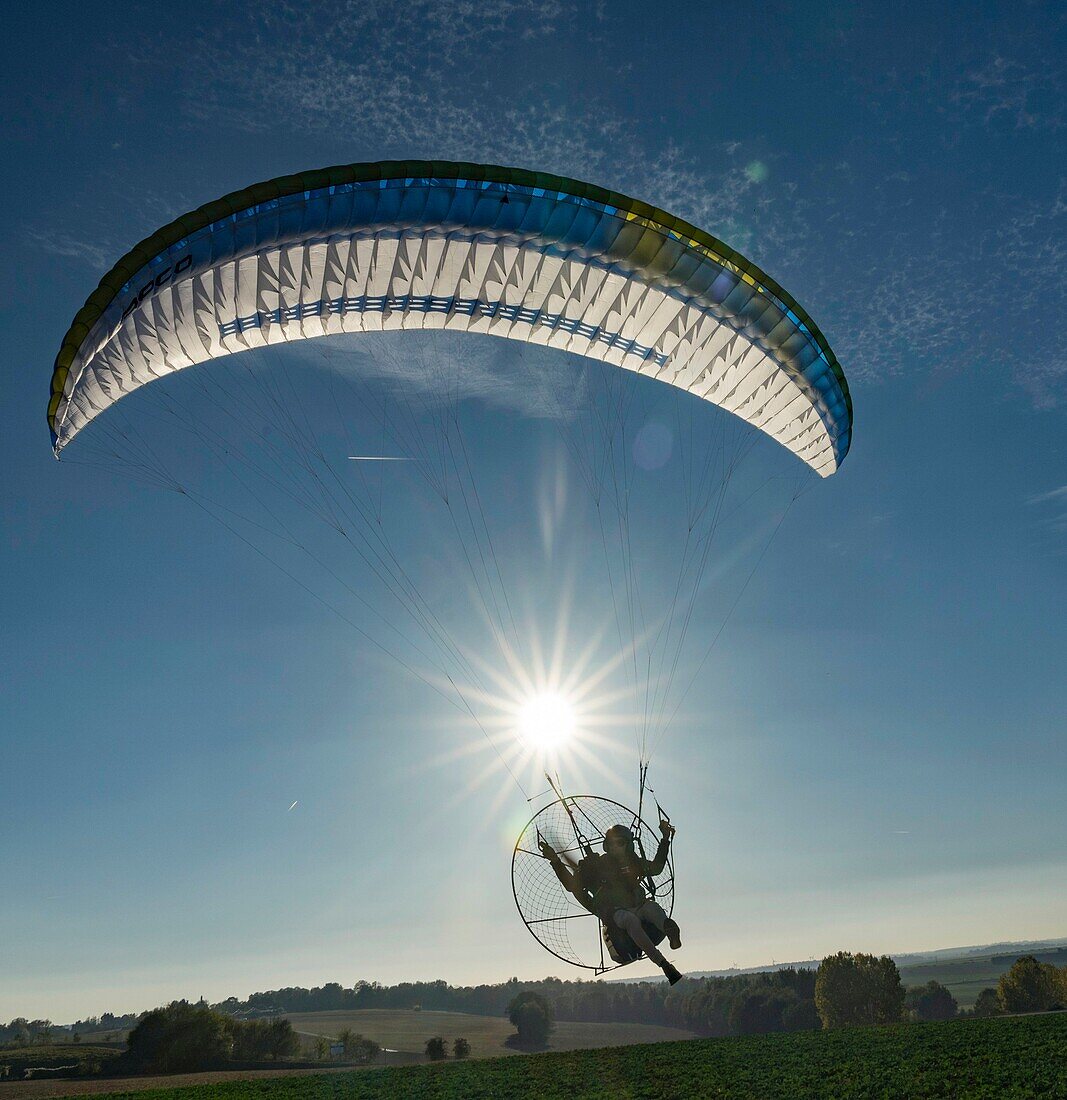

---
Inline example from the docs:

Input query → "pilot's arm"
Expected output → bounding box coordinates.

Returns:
[539,839,601,916]
[539,838,580,893]
[644,820,675,876]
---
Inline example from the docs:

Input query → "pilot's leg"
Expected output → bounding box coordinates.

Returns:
[613,907,684,984]
[635,900,681,950]
[635,899,667,930]
[613,907,666,966]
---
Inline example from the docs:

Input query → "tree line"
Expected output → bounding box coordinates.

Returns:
[0,1021,57,1045]
[114,1003,302,1074]
[7,953,1064,1053]
[210,953,1067,1036]
[64,1012,141,1038]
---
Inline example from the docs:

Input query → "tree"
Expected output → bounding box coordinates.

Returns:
[452,1037,470,1059]
[124,1002,232,1074]
[314,1036,330,1061]
[28,1021,53,1044]
[507,991,554,1047]
[265,1019,299,1060]
[728,989,796,1035]
[781,996,820,1032]
[6,1020,30,1045]
[997,956,1059,1014]
[338,1032,378,1065]
[1054,966,1067,1011]
[425,1036,447,1061]
[972,988,1000,1018]
[330,1025,376,1060]
[815,952,905,1028]
[227,1018,298,1063]
[231,1020,268,1061]
[905,981,958,1022]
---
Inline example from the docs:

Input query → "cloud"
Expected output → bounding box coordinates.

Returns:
[24,178,193,275]
[179,0,569,141]
[165,0,813,273]
[638,142,765,240]
[810,174,1067,408]
[308,330,588,424]
[25,227,116,271]
[816,211,983,384]
[1027,485,1067,506]
[951,54,1065,132]
[41,1,1067,415]
[1027,484,1067,538]
[988,185,1067,409]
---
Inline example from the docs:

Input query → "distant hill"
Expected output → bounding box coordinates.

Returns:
[631,937,1067,1008]
[673,936,1067,979]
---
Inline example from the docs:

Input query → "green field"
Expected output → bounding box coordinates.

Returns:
[42,1011,1067,1099]
[285,1008,693,1059]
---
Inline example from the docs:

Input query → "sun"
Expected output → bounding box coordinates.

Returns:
[517,692,576,752]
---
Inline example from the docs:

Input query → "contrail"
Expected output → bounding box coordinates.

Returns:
[348,456,411,461]
[288,801,299,812]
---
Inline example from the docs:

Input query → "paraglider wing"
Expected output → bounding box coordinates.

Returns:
[49,161,851,475]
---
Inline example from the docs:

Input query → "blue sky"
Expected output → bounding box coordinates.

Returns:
[2,1,1065,1022]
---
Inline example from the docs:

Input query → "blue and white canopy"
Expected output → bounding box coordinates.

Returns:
[49,161,852,474]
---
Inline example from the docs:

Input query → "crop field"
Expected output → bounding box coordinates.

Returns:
[286,1008,695,1059]
[5,1010,1063,1100]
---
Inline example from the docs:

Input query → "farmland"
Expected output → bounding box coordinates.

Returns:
[898,946,1067,1009]
[3,1009,1063,1099]
[285,1008,695,1059]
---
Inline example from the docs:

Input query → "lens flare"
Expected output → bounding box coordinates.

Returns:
[518,692,575,751]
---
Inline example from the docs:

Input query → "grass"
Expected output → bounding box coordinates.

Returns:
[285,1008,694,1059]
[19,1010,1066,1099]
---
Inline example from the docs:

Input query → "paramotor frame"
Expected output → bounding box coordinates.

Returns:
[512,794,674,974]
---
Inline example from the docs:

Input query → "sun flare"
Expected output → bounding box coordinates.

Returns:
[517,692,576,752]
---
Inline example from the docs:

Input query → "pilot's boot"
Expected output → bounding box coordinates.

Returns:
[661,960,684,985]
